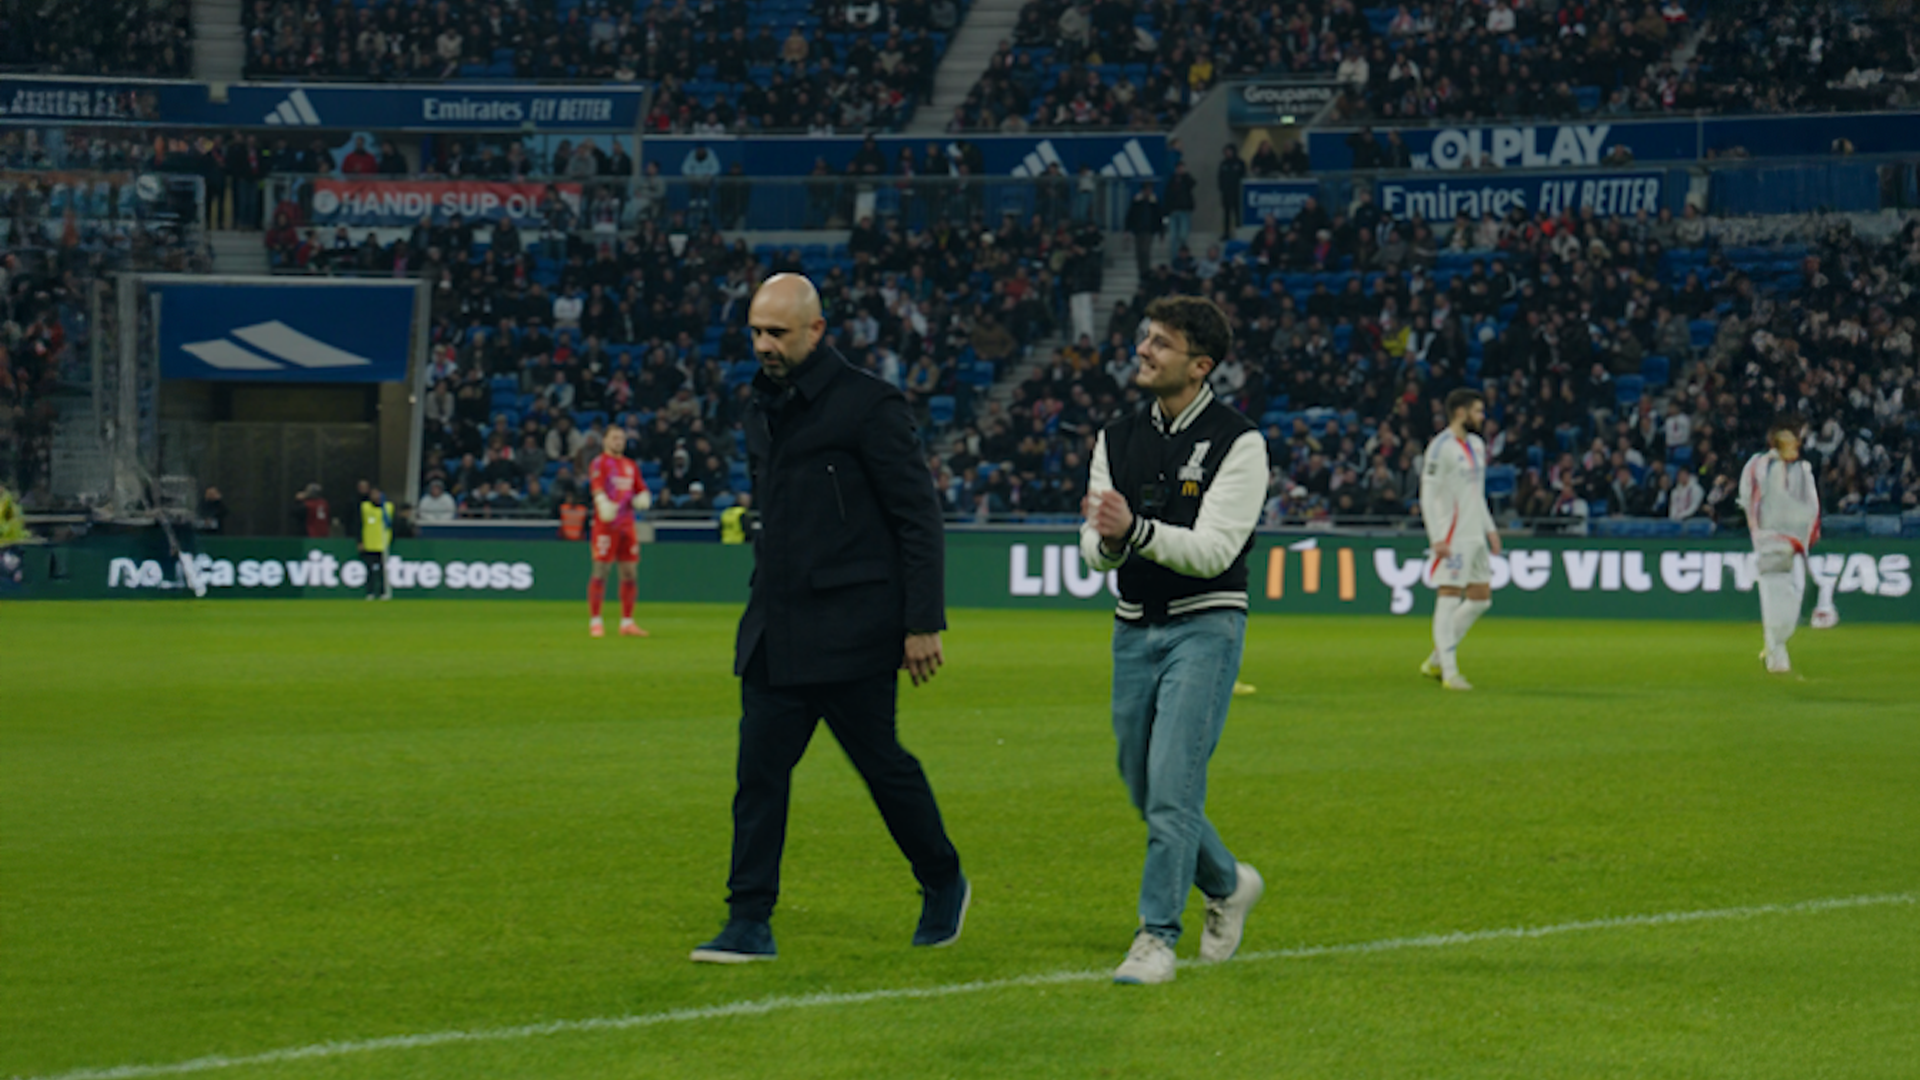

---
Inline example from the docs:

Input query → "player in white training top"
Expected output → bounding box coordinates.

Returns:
[1419,388,1501,691]
[1737,414,1821,674]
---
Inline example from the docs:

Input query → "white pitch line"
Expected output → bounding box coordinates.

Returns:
[23,892,1914,1080]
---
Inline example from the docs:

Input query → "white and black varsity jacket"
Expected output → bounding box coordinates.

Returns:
[1079,384,1268,624]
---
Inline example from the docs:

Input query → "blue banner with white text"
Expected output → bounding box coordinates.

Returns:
[0,77,203,123]
[222,84,642,132]
[156,281,418,383]
[1241,180,1323,224]
[0,75,642,132]
[1311,112,1920,172]
[1372,169,1678,220]
[1311,120,1696,172]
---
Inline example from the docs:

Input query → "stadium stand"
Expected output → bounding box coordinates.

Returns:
[988,206,1919,530]
[241,0,965,134]
[0,0,194,77]
[285,189,1101,518]
[1690,0,1920,115]
[0,256,67,501]
[954,0,1711,131]
[1,186,208,504]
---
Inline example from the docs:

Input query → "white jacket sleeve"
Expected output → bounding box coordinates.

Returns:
[1079,430,1128,571]
[1808,462,1822,543]
[1737,454,1761,522]
[1420,442,1456,546]
[1132,430,1268,579]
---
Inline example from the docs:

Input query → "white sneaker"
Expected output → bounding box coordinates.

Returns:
[1765,648,1791,674]
[1113,930,1176,985]
[1199,862,1264,963]
[1442,674,1474,691]
[1419,656,1442,679]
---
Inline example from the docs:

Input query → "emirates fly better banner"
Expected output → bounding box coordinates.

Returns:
[308,179,582,228]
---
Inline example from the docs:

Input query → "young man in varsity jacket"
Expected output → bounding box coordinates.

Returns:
[1080,295,1267,985]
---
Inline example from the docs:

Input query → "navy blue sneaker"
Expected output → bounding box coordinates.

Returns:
[912,873,971,947]
[690,918,777,963]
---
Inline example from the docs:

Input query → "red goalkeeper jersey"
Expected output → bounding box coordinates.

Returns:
[589,453,645,524]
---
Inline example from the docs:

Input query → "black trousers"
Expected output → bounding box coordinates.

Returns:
[361,551,387,598]
[726,648,961,921]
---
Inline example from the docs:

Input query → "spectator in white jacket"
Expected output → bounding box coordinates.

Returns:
[417,479,458,523]
[1669,467,1704,520]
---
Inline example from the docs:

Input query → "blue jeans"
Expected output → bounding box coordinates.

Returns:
[1111,608,1244,944]
[1167,209,1192,257]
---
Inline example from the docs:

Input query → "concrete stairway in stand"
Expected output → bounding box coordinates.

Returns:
[906,0,1027,135]
[192,0,247,85]
[209,230,270,275]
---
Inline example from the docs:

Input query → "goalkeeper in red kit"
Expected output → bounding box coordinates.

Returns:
[588,426,651,638]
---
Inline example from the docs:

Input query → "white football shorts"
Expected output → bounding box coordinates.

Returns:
[1430,541,1492,589]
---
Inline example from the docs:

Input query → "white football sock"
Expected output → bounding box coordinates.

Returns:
[1758,571,1804,654]
[1433,594,1463,679]
[1451,598,1491,667]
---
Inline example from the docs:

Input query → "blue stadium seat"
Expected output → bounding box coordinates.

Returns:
[928,395,956,427]
[1641,355,1670,387]
[1615,374,1646,407]
[1485,465,1517,499]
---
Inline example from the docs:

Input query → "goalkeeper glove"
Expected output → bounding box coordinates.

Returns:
[594,493,619,522]
[632,490,652,512]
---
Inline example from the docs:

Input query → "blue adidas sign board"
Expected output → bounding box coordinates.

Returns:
[156,282,417,383]
[642,134,1168,178]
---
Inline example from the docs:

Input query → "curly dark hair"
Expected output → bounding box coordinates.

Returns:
[1142,295,1232,369]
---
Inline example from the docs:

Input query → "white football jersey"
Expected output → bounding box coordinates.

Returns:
[1421,430,1494,550]
[1738,450,1820,552]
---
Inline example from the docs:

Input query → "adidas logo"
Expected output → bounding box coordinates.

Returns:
[180,321,373,372]
[1009,138,1156,179]
[262,88,322,126]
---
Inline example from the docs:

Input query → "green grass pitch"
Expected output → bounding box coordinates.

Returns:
[4,601,1918,1079]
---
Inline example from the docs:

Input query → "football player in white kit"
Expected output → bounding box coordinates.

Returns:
[1738,414,1821,674]
[1419,388,1501,691]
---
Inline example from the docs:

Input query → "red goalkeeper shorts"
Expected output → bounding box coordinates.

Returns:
[590,520,640,563]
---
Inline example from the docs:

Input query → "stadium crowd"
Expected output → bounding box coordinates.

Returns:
[0,253,69,501]
[356,191,1100,521]
[242,0,959,134]
[956,0,1898,131]
[1689,0,1920,114]
[982,201,1918,527]
[2,226,207,504]
[0,0,193,77]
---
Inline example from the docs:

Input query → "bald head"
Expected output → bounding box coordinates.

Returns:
[749,273,826,382]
